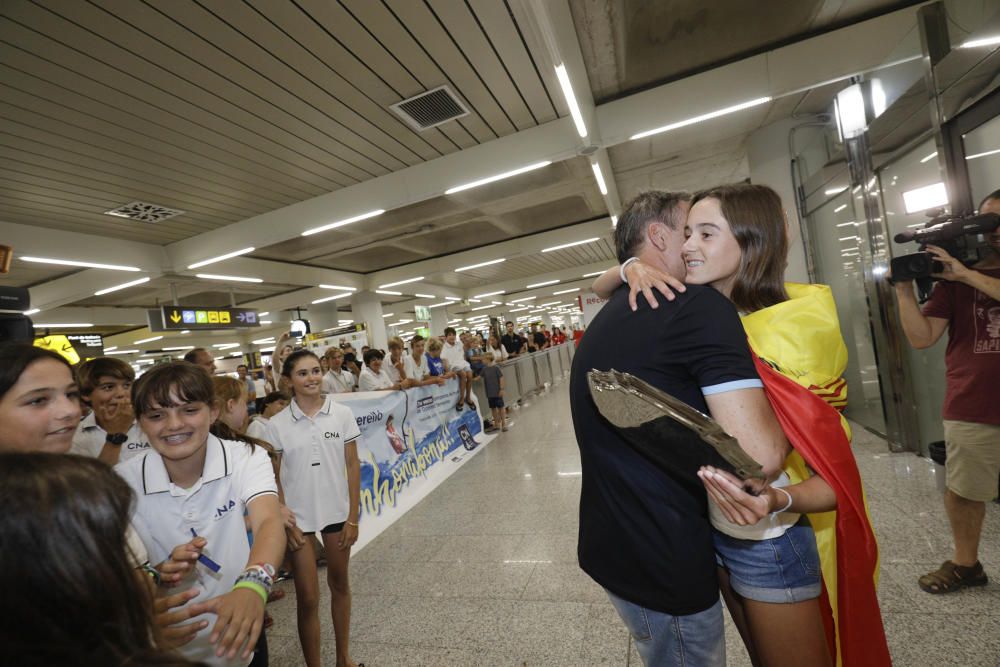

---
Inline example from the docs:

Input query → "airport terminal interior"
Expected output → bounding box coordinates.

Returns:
[2,0,1000,665]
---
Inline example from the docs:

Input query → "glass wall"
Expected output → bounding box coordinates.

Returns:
[963,113,1000,207]
[880,138,949,452]
[805,192,887,433]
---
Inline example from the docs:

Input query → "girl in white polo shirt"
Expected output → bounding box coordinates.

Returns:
[117,362,286,667]
[266,349,363,667]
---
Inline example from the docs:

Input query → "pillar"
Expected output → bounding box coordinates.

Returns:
[429,305,450,339]
[351,291,387,351]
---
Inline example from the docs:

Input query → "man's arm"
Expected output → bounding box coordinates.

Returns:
[893,280,948,349]
[926,244,1000,301]
[704,388,790,479]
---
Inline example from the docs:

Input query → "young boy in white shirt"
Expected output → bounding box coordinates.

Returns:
[321,347,356,394]
[71,356,151,465]
[358,349,403,392]
[245,391,290,442]
[117,362,286,667]
[404,335,444,387]
[441,327,474,411]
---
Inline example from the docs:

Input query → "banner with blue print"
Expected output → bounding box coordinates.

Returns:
[335,378,486,540]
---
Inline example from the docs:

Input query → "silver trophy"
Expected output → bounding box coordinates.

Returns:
[588,369,765,483]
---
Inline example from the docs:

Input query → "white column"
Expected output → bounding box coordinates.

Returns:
[429,305,450,339]
[305,302,340,333]
[746,118,811,284]
[351,291,387,351]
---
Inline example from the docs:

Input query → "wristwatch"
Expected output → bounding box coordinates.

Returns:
[105,432,128,446]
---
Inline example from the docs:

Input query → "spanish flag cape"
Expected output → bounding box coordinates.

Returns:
[741,283,889,667]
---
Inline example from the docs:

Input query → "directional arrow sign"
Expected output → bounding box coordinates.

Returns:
[158,306,260,331]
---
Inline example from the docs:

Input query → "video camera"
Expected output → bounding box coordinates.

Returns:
[890,212,999,299]
[0,286,34,343]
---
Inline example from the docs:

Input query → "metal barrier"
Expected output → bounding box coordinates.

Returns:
[468,344,576,413]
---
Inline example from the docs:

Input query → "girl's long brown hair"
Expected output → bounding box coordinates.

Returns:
[0,453,198,666]
[691,183,790,313]
[211,375,273,459]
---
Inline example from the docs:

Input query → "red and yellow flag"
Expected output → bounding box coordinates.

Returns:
[742,283,890,667]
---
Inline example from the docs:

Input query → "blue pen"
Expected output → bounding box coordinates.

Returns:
[190,528,222,573]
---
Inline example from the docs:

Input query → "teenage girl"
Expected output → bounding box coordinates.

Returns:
[265,350,363,667]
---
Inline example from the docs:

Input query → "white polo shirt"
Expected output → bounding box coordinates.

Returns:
[404,353,430,380]
[358,366,393,392]
[70,412,151,462]
[245,415,269,442]
[441,340,471,371]
[265,396,361,532]
[322,369,355,394]
[384,357,404,383]
[116,436,277,667]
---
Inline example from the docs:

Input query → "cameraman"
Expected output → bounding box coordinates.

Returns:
[893,190,1000,595]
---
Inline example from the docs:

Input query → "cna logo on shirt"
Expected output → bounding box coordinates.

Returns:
[127,441,150,451]
[324,431,340,439]
[214,499,237,519]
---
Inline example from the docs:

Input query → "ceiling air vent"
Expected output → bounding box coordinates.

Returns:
[104,201,186,223]
[390,86,469,131]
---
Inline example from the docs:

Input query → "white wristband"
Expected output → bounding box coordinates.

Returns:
[620,257,640,284]
[771,487,794,515]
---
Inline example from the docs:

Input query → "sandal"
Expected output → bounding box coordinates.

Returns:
[918,560,988,594]
[465,398,476,409]
[455,401,464,412]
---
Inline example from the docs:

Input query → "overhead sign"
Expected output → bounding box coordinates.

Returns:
[414,305,431,321]
[34,333,103,364]
[578,292,608,327]
[158,306,260,331]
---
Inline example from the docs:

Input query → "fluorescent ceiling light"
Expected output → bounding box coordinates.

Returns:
[553,287,580,295]
[920,151,938,163]
[825,187,847,196]
[470,304,496,311]
[414,293,435,299]
[21,256,141,272]
[508,307,529,312]
[302,209,385,237]
[381,313,395,318]
[104,346,118,352]
[539,301,562,307]
[213,343,240,350]
[260,321,272,325]
[528,308,547,313]
[444,161,551,195]
[196,273,263,283]
[94,276,151,296]
[180,330,190,334]
[473,290,505,298]
[311,292,353,304]
[611,215,618,227]
[837,222,857,227]
[526,279,560,289]
[134,335,163,344]
[427,302,452,308]
[591,162,608,195]
[23,308,40,315]
[391,319,413,326]
[839,236,859,242]
[834,204,847,213]
[966,148,1000,161]
[379,276,424,288]
[555,64,587,138]
[902,182,948,214]
[319,284,357,291]
[542,237,600,253]
[582,270,605,278]
[105,349,139,354]
[186,247,255,269]
[163,345,195,351]
[251,338,275,345]
[445,296,461,301]
[959,35,1000,48]
[630,97,771,140]
[338,320,353,325]
[33,323,94,328]
[375,289,402,296]
[455,258,505,272]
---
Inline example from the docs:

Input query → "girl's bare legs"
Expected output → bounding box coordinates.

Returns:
[321,530,357,667]
[743,597,832,667]
[718,567,761,667]
[289,540,322,667]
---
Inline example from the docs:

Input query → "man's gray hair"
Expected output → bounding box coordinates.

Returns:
[613,191,691,263]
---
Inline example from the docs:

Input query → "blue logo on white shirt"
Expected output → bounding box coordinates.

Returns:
[215,499,237,519]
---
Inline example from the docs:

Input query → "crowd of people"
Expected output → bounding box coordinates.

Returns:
[0,318,576,666]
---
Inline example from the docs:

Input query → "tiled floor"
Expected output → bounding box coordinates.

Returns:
[265,379,1000,666]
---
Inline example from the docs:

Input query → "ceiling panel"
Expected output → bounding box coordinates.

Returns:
[0,263,75,289]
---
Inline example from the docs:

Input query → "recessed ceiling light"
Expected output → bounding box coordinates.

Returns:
[470,304,496,311]
[629,96,772,140]
[186,247,255,269]
[213,343,240,350]
[510,296,537,303]
[582,271,606,278]
[454,258,505,272]
[591,163,608,195]
[541,237,600,253]
[94,276,151,296]
[508,306,529,312]
[23,308,40,316]
[21,256,141,272]
[834,204,847,213]
[554,64,587,138]
[539,301,562,307]
[473,290,505,298]
[444,161,551,195]
[825,187,848,196]
[163,345,195,351]
[32,323,94,328]
[134,335,163,344]
[526,279,560,289]
[196,273,263,283]
[379,276,424,288]
[920,152,938,163]
[105,349,139,354]
[311,292,353,304]
[302,209,385,237]
[959,35,1000,48]
[375,289,402,296]
[553,287,580,295]
[382,313,395,318]
[319,285,357,291]
[414,293,435,299]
